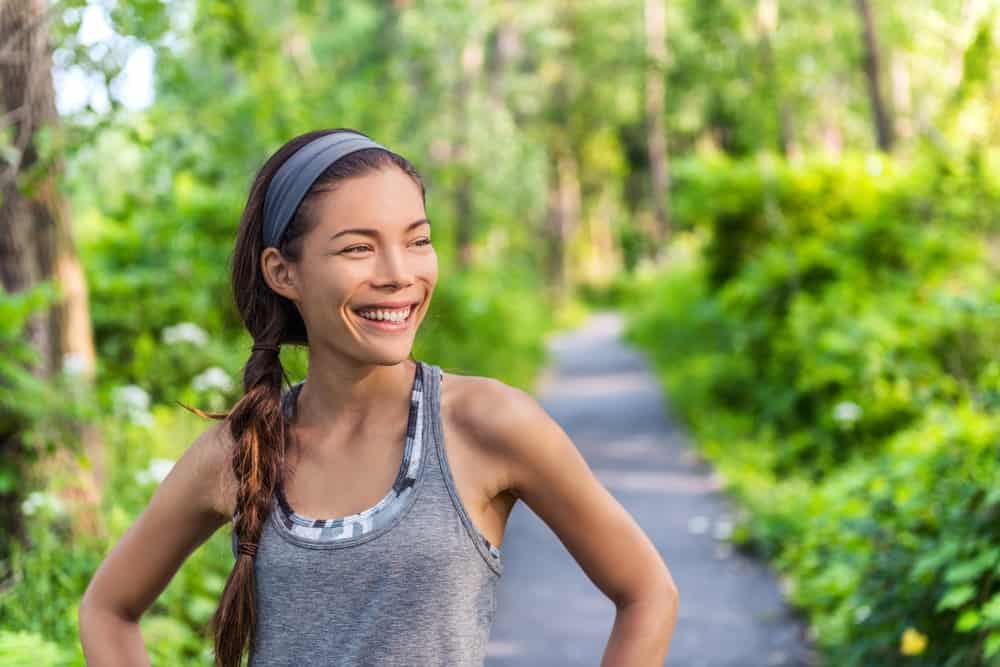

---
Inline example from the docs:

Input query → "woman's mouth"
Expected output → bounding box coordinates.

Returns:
[352,301,420,332]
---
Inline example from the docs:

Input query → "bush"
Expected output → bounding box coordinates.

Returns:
[625,148,1000,664]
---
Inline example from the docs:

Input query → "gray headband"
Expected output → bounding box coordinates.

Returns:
[262,131,388,248]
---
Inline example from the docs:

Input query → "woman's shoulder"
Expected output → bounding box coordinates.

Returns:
[439,368,519,417]
[439,368,548,458]
[184,418,240,521]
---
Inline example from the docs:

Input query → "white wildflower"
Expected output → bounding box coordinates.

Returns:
[21,491,65,516]
[148,458,175,483]
[132,411,154,427]
[161,322,209,347]
[192,366,233,393]
[135,458,175,485]
[854,605,872,623]
[112,384,153,425]
[865,154,883,176]
[61,352,89,377]
[114,384,150,412]
[833,400,863,424]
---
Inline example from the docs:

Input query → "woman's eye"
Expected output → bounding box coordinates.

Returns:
[342,240,429,254]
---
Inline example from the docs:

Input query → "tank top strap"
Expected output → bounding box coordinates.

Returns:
[420,361,504,575]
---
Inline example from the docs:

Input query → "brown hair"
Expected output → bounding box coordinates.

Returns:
[181,128,426,667]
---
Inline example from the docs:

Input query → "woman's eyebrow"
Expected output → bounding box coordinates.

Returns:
[329,219,430,241]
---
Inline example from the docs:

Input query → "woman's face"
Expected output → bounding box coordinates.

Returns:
[264,166,437,365]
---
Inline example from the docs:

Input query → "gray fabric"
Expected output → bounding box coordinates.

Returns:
[262,131,388,247]
[237,361,502,666]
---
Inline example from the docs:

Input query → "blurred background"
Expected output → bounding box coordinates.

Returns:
[1,0,999,664]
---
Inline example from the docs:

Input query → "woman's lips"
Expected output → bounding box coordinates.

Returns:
[352,300,420,333]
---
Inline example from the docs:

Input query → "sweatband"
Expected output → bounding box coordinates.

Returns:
[262,131,388,248]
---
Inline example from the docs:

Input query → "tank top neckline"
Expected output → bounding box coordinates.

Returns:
[268,360,430,550]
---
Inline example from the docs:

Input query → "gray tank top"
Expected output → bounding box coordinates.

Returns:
[230,360,503,666]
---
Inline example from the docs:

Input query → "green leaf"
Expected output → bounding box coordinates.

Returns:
[0,468,14,494]
[937,584,976,611]
[914,539,962,579]
[985,631,1000,659]
[983,592,1000,625]
[984,487,1000,508]
[945,549,1000,584]
[957,609,982,632]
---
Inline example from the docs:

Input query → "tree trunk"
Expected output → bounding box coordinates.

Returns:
[543,149,581,300]
[855,0,894,151]
[757,0,799,160]
[453,12,485,270]
[487,2,521,111]
[644,0,671,257]
[0,0,103,545]
[821,78,846,158]
[583,189,620,285]
[890,50,913,144]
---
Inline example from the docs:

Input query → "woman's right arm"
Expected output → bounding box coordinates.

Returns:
[78,420,236,665]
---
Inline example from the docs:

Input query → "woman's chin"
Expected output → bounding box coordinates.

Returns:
[359,342,417,365]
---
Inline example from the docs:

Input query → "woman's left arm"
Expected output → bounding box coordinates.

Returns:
[477,379,680,666]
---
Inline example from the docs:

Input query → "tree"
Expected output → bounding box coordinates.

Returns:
[855,0,895,151]
[756,0,799,159]
[644,0,672,252]
[0,0,102,546]
[453,7,486,270]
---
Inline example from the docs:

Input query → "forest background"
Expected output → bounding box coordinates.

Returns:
[1,1,999,665]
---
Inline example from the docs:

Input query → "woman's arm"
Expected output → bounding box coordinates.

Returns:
[79,421,234,665]
[471,379,679,666]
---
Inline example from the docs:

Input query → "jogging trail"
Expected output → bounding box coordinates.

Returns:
[484,311,818,667]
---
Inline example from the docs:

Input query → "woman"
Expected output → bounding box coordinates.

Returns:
[78,128,679,666]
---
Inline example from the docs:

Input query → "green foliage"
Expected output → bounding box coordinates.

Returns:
[0,284,97,562]
[0,406,241,665]
[0,283,57,437]
[767,405,1000,666]
[0,631,69,667]
[625,148,1000,664]
[415,269,550,391]
[638,152,991,473]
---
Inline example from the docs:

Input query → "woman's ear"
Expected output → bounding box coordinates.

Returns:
[260,247,300,302]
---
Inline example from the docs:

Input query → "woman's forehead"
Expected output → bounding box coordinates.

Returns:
[311,169,425,232]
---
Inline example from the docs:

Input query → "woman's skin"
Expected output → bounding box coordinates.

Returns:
[79,166,679,666]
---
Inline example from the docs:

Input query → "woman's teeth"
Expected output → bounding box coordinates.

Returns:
[357,306,411,322]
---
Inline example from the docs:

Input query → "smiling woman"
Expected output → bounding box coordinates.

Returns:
[256,151,437,368]
[78,128,678,667]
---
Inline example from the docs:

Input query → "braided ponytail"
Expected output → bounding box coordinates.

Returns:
[210,339,288,666]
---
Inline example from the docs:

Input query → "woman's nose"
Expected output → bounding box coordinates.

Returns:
[373,246,414,287]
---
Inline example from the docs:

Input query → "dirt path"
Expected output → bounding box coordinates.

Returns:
[484,311,818,667]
